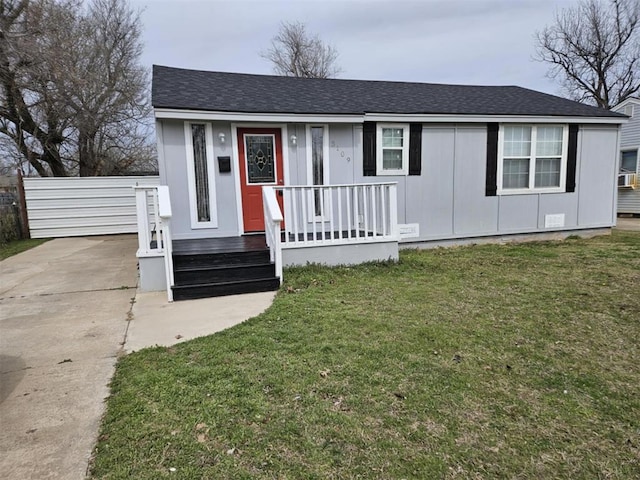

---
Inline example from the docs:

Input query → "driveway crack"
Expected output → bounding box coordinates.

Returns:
[0,286,136,301]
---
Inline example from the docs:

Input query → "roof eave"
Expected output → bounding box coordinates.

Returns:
[154,107,628,125]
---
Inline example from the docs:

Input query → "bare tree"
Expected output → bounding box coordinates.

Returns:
[0,0,154,176]
[535,0,640,109]
[261,21,341,78]
[68,0,151,176]
[0,0,75,176]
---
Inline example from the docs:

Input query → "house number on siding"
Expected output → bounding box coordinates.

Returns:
[330,141,350,161]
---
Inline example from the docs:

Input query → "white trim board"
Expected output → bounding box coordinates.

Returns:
[364,113,627,125]
[230,124,243,235]
[157,109,363,123]
[155,108,627,125]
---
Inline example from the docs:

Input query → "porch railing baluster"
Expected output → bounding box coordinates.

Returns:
[337,186,343,240]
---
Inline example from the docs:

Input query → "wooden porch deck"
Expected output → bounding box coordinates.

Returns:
[172,235,268,254]
[171,230,371,255]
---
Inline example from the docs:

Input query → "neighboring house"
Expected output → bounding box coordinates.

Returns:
[613,97,640,214]
[138,65,627,301]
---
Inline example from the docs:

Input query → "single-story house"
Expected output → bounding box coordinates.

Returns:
[613,97,640,214]
[137,65,627,301]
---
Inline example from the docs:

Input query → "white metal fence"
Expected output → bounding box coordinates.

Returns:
[24,176,160,238]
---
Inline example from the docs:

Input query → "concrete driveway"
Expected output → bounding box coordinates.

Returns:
[616,216,640,231]
[0,235,138,480]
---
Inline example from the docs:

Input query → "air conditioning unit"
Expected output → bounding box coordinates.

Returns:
[618,173,637,188]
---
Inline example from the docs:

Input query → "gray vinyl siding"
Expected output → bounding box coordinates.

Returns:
[614,100,640,214]
[158,119,239,239]
[618,189,640,213]
[158,119,620,240]
[618,102,640,149]
[357,124,618,242]
[577,126,619,225]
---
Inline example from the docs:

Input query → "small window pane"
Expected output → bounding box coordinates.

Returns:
[382,149,403,170]
[536,126,563,157]
[503,158,529,189]
[535,157,561,188]
[382,128,404,148]
[311,127,325,216]
[191,124,210,222]
[245,135,275,183]
[311,127,324,186]
[503,126,531,157]
[621,150,637,172]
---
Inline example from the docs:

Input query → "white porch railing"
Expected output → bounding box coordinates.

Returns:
[262,182,399,283]
[277,183,399,247]
[134,185,175,302]
[263,186,283,284]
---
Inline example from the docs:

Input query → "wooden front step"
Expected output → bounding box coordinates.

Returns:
[171,236,280,301]
[172,277,280,301]
[174,263,276,286]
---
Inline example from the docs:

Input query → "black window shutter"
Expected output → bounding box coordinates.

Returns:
[363,122,376,176]
[409,123,422,175]
[485,123,499,196]
[566,125,579,193]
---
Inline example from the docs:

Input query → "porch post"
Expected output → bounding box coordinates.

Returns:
[389,184,399,239]
[135,188,151,254]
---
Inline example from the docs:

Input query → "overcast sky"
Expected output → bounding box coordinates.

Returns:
[131,0,580,95]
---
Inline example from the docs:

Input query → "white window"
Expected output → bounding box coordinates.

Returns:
[376,123,409,175]
[184,122,217,228]
[306,124,330,218]
[498,124,568,194]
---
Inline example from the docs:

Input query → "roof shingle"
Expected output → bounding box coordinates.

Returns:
[152,65,624,118]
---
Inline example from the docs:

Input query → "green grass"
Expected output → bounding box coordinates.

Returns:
[0,238,49,260]
[91,231,640,479]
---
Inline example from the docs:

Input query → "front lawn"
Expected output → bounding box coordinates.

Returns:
[0,238,49,260]
[91,231,640,479]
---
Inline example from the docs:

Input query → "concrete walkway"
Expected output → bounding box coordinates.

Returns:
[125,290,275,353]
[0,235,276,480]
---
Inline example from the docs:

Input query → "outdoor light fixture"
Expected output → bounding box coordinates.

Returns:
[218,132,226,144]
[290,134,297,146]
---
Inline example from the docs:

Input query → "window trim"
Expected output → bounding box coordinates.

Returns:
[184,121,218,229]
[242,133,279,186]
[376,123,409,176]
[497,124,569,195]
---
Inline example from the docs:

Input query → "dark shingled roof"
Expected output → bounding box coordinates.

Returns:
[152,65,624,118]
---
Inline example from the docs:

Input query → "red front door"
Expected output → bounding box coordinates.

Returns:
[237,128,285,232]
